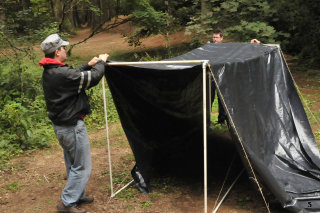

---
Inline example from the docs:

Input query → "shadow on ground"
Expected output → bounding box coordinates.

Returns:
[148,128,288,212]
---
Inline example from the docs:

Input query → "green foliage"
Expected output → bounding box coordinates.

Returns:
[86,83,119,130]
[269,0,320,67]
[186,0,282,44]
[81,0,103,15]
[315,131,320,141]
[117,189,135,200]
[0,50,120,164]
[132,0,167,30]
[124,0,168,47]
[1,0,57,45]
[141,201,152,209]
[185,0,320,67]
[133,52,162,61]
[224,21,277,43]
[1,0,319,68]
[5,182,22,192]
[0,51,53,164]
[150,192,161,199]
[125,0,195,49]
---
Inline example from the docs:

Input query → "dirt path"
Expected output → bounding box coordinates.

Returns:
[69,24,191,58]
[1,26,320,213]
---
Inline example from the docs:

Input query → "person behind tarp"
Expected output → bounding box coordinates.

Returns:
[39,33,109,213]
[211,29,260,126]
[211,29,229,126]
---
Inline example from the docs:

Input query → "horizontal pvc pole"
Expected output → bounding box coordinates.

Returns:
[295,196,320,201]
[107,60,209,66]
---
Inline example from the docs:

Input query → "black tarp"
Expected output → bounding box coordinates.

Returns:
[105,43,320,212]
[105,63,207,192]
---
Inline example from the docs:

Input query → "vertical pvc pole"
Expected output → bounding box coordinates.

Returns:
[203,61,208,213]
[102,78,114,196]
[209,71,211,111]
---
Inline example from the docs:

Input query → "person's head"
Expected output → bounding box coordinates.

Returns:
[40,34,69,62]
[212,29,223,43]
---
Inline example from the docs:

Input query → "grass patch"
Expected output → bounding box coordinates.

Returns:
[237,194,252,210]
[113,171,132,185]
[151,177,178,193]
[141,200,152,209]
[110,127,125,138]
[150,192,161,199]
[123,154,135,162]
[101,169,108,175]
[5,182,22,192]
[125,204,134,211]
[117,187,138,200]
[315,131,320,140]
[210,92,230,134]
[34,205,42,211]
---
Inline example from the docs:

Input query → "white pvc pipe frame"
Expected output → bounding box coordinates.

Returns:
[102,60,209,213]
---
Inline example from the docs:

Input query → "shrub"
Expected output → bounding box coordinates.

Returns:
[0,52,53,164]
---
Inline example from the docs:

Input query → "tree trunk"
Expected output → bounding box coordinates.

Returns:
[47,0,56,18]
[201,0,209,26]
[54,0,63,22]
[0,4,5,26]
[116,0,120,15]
[22,0,31,10]
[71,0,81,28]
[0,12,5,26]
[88,0,102,29]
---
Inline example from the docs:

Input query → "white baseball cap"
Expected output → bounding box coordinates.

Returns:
[40,33,69,55]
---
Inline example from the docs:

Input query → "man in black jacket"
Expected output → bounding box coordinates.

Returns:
[39,33,108,213]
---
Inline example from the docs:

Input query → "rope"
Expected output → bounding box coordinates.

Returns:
[279,49,320,129]
[208,64,271,213]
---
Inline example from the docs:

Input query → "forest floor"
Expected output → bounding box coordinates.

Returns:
[1,22,320,213]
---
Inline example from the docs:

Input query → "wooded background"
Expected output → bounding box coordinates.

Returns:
[1,0,320,66]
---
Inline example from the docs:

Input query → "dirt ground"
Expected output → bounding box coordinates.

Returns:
[1,24,320,213]
[0,125,289,213]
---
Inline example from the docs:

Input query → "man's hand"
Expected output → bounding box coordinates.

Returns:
[250,39,261,44]
[88,57,100,66]
[88,53,109,66]
[99,53,109,62]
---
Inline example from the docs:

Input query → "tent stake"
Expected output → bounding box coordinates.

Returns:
[212,169,244,213]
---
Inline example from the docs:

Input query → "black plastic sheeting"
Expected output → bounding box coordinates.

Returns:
[105,62,206,192]
[105,43,320,212]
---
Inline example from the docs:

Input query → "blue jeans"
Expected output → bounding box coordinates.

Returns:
[53,120,92,206]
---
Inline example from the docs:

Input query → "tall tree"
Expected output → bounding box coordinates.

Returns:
[187,0,281,43]
[22,0,31,10]
[270,0,320,66]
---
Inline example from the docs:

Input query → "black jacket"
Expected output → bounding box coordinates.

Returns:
[41,60,106,125]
